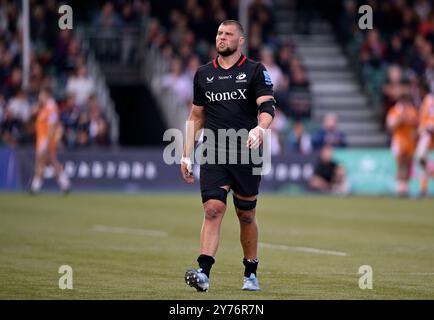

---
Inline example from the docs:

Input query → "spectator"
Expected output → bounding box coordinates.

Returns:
[76,112,90,148]
[247,27,262,61]
[1,108,23,147]
[2,67,22,99]
[287,121,312,154]
[415,0,431,21]
[274,75,291,118]
[66,66,95,108]
[161,57,192,107]
[29,62,46,98]
[120,2,140,64]
[168,10,189,50]
[288,66,311,120]
[338,0,357,45]
[249,0,274,39]
[260,47,285,91]
[276,43,295,76]
[309,145,350,195]
[360,29,386,72]
[186,54,201,83]
[0,93,5,123]
[60,94,80,149]
[386,33,405,65]
[188,3,207,42]
[94,1,122,29]
[87,95,110,146]
[313,113,347,149]
[65,39,84,73]
[6,88,31,123]
[269,108,288,156]
[54,29,73,74]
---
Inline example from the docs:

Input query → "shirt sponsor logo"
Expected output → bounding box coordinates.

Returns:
[263,70,273,86]
[235,72,247,83]
[205,89,247,102]
[236,72,246,80]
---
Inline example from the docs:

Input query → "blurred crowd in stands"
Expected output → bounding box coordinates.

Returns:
[1,0,352,154]
[0,0,110,149]
[336,0,434,126]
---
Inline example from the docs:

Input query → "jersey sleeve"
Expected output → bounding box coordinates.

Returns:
[193,70,205,106]
[252,63,274,99]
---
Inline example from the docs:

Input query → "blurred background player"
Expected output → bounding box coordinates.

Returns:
[416,88,434,196]
[386,94,418,197]
[30,88,70,194]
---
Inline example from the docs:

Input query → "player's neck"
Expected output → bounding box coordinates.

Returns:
[217,52,242,70]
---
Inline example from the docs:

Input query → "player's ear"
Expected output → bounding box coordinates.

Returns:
[239,35,245,46]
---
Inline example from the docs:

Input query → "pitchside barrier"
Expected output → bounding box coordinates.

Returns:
[0,147,433,195]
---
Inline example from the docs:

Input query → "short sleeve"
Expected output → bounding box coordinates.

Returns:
[252,63,274,99]
[193,70,205,106]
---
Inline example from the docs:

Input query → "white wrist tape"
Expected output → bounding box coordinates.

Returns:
[248,126,264,140]
[181,156,193,173]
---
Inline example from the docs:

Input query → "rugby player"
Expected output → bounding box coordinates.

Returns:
[30,87,70,194]
[180,20,275,292]
[416,89,434,196]
[386,94,418,197]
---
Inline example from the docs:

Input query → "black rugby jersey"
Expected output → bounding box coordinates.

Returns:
[193,54,274,133]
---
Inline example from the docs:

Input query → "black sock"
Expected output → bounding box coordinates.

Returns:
[197,254,215,278]
[243,258,259,277]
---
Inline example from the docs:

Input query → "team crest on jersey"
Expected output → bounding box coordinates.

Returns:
[235,72,247,83]
[263,70,273,86]
[206,76,214,83]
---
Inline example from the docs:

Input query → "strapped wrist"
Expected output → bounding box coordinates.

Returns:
[181,156,192,164]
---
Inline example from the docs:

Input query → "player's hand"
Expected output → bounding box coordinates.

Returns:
[181,157,194,184]
[246,126,265,149]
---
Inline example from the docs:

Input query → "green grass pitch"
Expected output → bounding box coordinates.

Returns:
[1,193,434,299]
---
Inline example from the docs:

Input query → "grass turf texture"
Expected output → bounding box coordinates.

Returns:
[0,194,433,299]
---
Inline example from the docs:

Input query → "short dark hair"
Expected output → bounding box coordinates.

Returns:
[220,20,244,36]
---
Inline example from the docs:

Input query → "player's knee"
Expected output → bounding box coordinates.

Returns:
[237,210,256,224]
[204,202,225,220]
[233,196,257,212]
[201,188,228,205]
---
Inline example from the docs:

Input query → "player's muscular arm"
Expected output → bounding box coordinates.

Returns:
[256,95,275,129]
[181,104,204,183]
[184,104,205,158]
[246,95,275,149]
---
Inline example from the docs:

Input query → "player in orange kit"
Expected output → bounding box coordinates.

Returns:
[30,87,71,194]
[386,94,418,197]
[416,90,434,196]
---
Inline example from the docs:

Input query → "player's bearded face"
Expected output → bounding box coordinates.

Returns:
[216,25,241,56]
[217,42,237,56]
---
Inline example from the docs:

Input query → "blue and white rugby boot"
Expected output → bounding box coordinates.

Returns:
[242,273,261,291]
[185,268,209,292]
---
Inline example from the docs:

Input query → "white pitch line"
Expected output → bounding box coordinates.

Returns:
[93,225,167,237]
[259,242,347,257]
